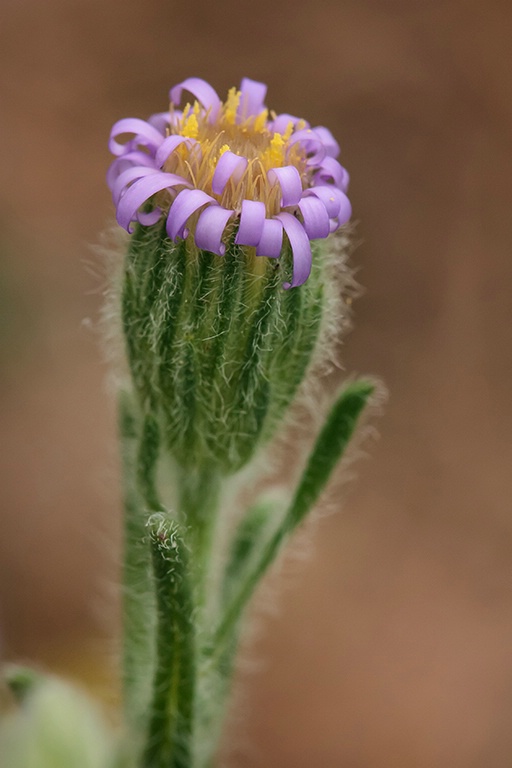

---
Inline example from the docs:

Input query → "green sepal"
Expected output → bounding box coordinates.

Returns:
[122,225,331,474]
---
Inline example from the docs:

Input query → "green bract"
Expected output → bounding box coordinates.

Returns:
[122,222,345,473]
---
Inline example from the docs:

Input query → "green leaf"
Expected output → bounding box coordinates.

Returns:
[285,379,374,532]
[215,380,374,650]
[222,497,280,607]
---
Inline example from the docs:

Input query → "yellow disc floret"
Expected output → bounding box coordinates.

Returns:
[166,90,309,215]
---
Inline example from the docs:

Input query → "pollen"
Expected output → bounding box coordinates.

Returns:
[283,122,294,141]
[182,111,199,139]
[253,109,268,133]
[224,88,241,125]
[261,132,287,168]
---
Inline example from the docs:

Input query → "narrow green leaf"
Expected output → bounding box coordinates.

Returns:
[215,380,374,650]
[221,498,279,607]
[285,379,374,532]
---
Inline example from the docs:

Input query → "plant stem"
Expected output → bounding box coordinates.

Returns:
[144,517,195,768]
[119,394,157,741]
[177,467,222,608]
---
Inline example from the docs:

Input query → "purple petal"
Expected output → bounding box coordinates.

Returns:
[166,188,215,241]
[194,205,234,255]
[298,196,331,239]
[106,151,155,190]
[311,126,340,158]
[304,185,344,218]
[275,213,312,289]
[306,185,351,224]
[234,200,266,246]
[112,166,160,206]
[138,209,162,226]
[117,172,189,232]
[339,167,350,193]
[256,218,283,258]
[334,190,352,225]
[109,118,164,157]
[268,166,303,207]
[168,110,184,129]
[270,113,311,134]
[238,78,267,120]
[148,111,171,133]
[287,128,326,166]
[155,135,197,169]
[211,151,248,195]
[170,78,222,122]
[314,157,347,189]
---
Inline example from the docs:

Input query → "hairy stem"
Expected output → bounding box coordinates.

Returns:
[144,517,195,768]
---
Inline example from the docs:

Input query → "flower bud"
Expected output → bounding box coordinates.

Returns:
[108,78,353,472]
[0,674,118,768]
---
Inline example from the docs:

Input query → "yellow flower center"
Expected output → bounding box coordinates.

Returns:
[164,90,309,215]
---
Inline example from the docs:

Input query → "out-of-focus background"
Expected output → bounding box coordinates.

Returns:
[1,0,512,765]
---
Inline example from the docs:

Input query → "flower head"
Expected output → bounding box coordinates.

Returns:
[108,77,351,288]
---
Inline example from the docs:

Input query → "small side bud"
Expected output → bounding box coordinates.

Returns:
[0,673,118,768]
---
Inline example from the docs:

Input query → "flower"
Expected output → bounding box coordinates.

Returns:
[107,77,351,289]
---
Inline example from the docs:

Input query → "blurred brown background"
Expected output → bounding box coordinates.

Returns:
[1,0,512,765]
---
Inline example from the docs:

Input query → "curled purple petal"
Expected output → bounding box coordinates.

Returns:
[339,167,350,193]
[106,151,155,190]
[238,78,267,120]
[270,113,310,134]
[117,172,189,232]
[311,126,340,158]
[268,166,303,207]
[211,151,248,195]
[137,208,162,226]
[112,166,160,206]
[298,196,331,239]
[306,185,351,225]
[334,190,352,225]
[235,200,266,247]
[287,128,326,166]
[314,156,347,189]
[275,212,312,289]
[168,110,184,130]
[194,205,234,255]
[303,185,343,219]
[166,188,215,241]
[155,135,197,169]
[170,78,222,123]
[256,218,283,258]
[148,111,171,133]
[109,118,164,157]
